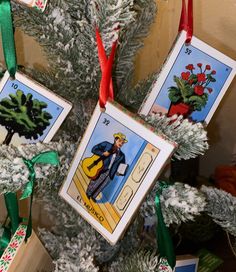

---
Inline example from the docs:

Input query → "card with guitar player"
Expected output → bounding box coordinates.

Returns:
[60,101,176,244]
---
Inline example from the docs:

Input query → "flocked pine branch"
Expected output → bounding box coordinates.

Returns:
[114,0,157,96]
[11,0,156,138]
[39,228,99,272]
[141,182,207,227]
[144,113,209,160]
[110,250,159,272]
[201,185,236,237]
[0,140,76,194]
[11,0,146,102]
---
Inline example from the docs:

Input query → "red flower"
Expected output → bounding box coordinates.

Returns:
[35,0,44,9]
[188,79,194,85]
[197,63,202,67]
[185,64,195,70]
[197,73,206,82]
[181,71,190,80]
[206,64,211,70]
[207,88,213,93]
[16,229,25,237]
[2,254,12,262]
[211,70,216,75]
[9,241,18,249]
[194,85,204,95]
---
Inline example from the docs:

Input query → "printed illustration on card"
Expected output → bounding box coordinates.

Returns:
[0,71,72,146]
[17,0,48,12]
[140,31,236,124]
[60,101,176,244]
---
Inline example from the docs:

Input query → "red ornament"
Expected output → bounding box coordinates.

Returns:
[205,64,211,70]
[197,63,202,67]
[211,70,216,75]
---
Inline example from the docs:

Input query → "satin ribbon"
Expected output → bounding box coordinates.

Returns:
[20,151,59,239]
[178,0,193,43]
[0,151,59,255]
[0,227,11,257]
[0,193,20,256]
[0,0,17,78]
[155,181,176,269]
[95,29,117,109]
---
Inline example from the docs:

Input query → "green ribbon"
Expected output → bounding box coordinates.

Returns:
[155,181,176,269]
[0,193,20,256]
[20,151,59,239]
[0,227,11,256]
[0,151,59,256]
[0,0,17,78]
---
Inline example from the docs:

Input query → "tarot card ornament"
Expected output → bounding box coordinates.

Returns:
[139,31,236,124]
[60,101,176,244]
[16,0,48,12]
[0,71,72,146]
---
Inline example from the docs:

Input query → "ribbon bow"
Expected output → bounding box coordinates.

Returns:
[156,181,176,269]
[20,151,59,239]
[0,0,17,78]
[0,151,59,256]
[96,28,117,109]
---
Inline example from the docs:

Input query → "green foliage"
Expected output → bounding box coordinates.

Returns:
[188,93,208,111]
[201,185,236,237]
[0,90,52,144]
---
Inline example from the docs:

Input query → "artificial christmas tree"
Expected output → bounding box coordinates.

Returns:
[0,1,236,271]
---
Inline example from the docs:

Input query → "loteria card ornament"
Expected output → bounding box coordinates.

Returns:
[60,101,177,244]
[16,0,48,12]
[139,30,236,124]
[0,71,72,146]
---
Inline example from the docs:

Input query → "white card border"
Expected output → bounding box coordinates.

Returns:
[139,31,236,125]
[0,71,72,143]
[59,101,176,245]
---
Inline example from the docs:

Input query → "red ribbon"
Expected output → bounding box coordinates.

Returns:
[96,28,117,109]
[178,0,193,43]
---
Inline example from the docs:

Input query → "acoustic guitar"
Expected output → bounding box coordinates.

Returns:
[82,155,104,179]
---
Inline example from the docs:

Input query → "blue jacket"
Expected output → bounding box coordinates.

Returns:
[92,141,126,179]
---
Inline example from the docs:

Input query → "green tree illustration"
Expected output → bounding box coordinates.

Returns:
[0,90,53,145]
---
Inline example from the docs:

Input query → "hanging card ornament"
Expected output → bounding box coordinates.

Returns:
[0,71,72,146]
[60,29,177,244]
[139,0,236,125]
[16,0,48,12]
[59,101,177,244]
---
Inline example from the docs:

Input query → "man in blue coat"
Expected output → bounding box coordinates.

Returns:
[86,132,128,202]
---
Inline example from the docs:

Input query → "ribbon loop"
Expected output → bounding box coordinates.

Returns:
[96,28,117,109]
[156,181,176,269]
[0,0,17,78]
[178,0,193,43]
[21,151,59,200]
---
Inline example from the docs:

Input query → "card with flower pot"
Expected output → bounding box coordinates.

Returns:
[139,31,236,124]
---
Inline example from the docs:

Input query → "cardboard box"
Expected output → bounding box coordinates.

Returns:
[0,224,54,272]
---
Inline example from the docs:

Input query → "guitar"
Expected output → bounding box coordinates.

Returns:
[82,155,105,179]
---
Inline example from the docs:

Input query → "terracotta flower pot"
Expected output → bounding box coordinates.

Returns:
[167,102,192,118]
